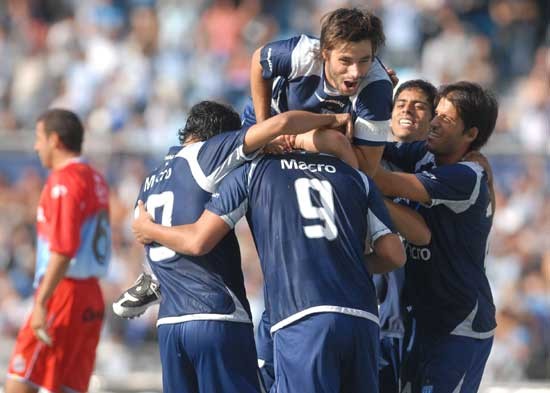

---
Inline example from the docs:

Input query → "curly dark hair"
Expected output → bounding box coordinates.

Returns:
[178,101,242,145]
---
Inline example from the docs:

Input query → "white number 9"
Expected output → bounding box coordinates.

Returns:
[294,178,338,240]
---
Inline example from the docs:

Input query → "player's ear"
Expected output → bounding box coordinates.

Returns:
[321,49,330,62]
[464,126,478,144]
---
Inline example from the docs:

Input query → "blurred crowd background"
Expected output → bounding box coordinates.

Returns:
[0,0,548,389]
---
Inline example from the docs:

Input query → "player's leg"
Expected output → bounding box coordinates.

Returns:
[460,337,493,392]
[59,278,105,392]
[273,313,377,393]
[6,279,77,393]
[112,271,162,319]
[340,316,379,393]
[157,324,199,393]
[414,334,484,393]
[182,320,261,393]
[4,379,39,393]
[378,336,401,393]
[256,309,275,392]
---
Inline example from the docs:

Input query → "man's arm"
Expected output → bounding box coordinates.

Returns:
[31,251,71,345]
[250,46,273,123]
[243,111,352,154]
[384,199,431,245]
[356,145,385,177]
[373,166,431,203]
[132,201,230,256]
[365,233,405,274]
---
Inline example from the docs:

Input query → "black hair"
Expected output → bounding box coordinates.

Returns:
[436,81,498,151]
[178,101,242,144]
[37,108,84,153]
[393,79,438,116]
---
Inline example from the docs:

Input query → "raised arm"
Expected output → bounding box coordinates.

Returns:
[243,111,352,154]
[132,201,230,256]
[250,46,273,123]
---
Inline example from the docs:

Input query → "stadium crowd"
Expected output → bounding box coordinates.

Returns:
[0,0,548,385]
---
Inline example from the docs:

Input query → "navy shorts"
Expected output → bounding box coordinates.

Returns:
[256,310,275,392]
[379,336,403,393]
[401,322,493,393]
[157,320,261,393]
[272,312,379,393]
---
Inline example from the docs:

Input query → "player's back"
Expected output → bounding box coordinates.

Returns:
[244,153,393,332]
[137,130,255,324]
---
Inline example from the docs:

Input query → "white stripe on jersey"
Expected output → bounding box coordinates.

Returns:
[156,286,251,326]
[450,301,495,339]
[176,142,257,193]
[429,162,483,214]
[270,305,379,334]
[289,35,323,80]
[219,199,248,229]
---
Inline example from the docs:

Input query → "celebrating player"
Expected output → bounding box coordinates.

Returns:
[373,81,498,393]
[6,109,111,393]
[117,100,354,392]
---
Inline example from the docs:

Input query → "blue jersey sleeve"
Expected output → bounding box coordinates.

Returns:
[360,173,395,245]
[205,164,251,228]
[416,162,485,214]
[260,36,302,80]
[353,81,393,146]
[382,141,429,173]
[352,59,393,146]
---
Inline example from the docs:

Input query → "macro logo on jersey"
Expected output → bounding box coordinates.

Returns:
[280,158,336,173]
[34,160,111,286]
[404,242,431,262]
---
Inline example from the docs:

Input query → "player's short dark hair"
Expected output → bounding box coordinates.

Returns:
[37,108,84,153]
[320,8,385,54]
[436,81,498,151]
[393,79,438,116]
[178,101,242,144]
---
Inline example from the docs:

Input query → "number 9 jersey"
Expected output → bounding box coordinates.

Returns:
[34,158,111,286]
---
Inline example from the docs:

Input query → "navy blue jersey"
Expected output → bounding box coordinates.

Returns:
[136,129,258,325]
[384,141,496,337]
[206,152,396,333]
[242,35,393,146]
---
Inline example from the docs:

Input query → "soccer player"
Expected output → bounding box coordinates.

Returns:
[373,81,498,393]
[245,7,393,175]
[375,79,437,393]
[132,149,408,393]
[119,100,354,392]
[6,109,111,393]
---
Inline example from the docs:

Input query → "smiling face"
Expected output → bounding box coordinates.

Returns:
[391,88,433,142]
[428,97,477,163]
[322,39,373,96]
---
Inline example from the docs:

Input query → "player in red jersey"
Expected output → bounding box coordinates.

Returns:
[6,109,111,393]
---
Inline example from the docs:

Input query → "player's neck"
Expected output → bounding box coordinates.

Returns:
[51,151,80,170]
[435,148,467,166]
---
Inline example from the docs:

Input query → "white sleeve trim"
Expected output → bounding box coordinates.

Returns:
[219,198,248,229]
[354,118,390,143]
[428,162,482,214]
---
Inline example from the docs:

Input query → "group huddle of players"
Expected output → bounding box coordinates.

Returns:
[116,8,498,393]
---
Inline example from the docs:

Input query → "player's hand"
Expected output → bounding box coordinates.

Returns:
[329,113,353,141]
[31,303,52,346]
[264,135,292,154]
[132,200,155,244]
[387,68,399,87]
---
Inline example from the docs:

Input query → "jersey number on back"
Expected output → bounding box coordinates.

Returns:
[142,191,176,262]
[294,178,338,240]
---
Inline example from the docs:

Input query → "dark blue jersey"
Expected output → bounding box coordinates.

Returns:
[242,35,393,146]
[206,153,396,333]
[384,141,496,337]
[136,129,258,325]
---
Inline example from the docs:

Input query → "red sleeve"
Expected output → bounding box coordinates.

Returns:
[48,176,84,258]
